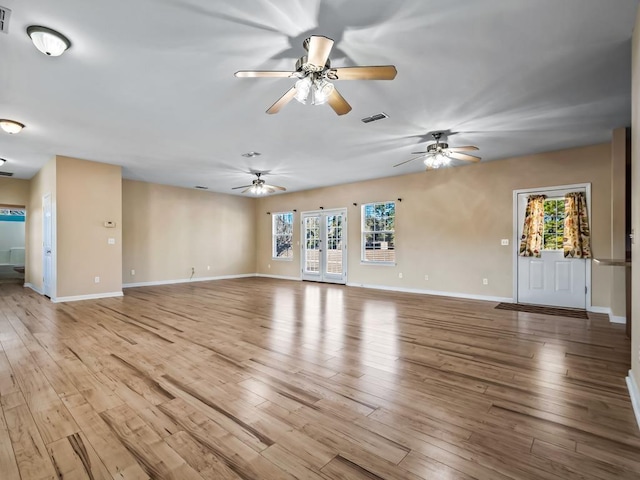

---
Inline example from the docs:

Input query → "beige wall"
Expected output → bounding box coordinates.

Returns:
[122,180,256,284]
[0,177,30,206]
[257,143,613,307]
[26,158,56,291]
[55,156,122,298]
[631,7,640,396]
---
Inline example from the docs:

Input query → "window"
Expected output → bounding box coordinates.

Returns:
[362,201,395,263]
[543,198,565,250]
[272,212,293,259]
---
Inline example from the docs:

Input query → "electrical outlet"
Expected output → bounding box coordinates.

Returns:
[94,276,100,284]
[130,269,135,276]
[398,272,403,279]
[108,237,115,245]
[424,274,429,281]
[482,278,488,285]
[268,264,271,269]
[207,265,211,271]
[501,239,509,246]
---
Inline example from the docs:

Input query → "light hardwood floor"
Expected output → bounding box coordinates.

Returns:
[0,278,638,479]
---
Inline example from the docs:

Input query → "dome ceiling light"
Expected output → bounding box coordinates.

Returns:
[26,25,71,56]
[0,119,25,134]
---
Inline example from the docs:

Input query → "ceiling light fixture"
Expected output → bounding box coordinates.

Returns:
[0,119,25,134]
[26,25,71,56]
[423,153,450,169]
[294,74,335,106]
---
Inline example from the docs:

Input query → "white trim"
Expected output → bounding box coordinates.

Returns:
[24,282,44,295]
[512,183,592,309]
[610,315,627,325]
[256,273,302,281]
[123,273,255,288]
[346,282,513,303]
[586,305,627,324]
[626,372,640,430]
[52,291,123,303]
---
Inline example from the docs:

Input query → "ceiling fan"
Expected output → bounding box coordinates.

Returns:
[235,35,397,115]
[393,133,481,169]
[231,172,286,195]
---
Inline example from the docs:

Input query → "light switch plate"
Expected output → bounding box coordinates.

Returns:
[501,239,509,246]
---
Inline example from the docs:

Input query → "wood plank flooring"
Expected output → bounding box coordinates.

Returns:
[0,278,638,479]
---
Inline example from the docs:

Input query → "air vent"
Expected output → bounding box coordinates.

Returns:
[0,6,11,34]
[194,185,208,190]
[361,112,389,124]
[0,171,14,177]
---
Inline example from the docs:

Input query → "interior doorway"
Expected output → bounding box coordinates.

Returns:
[0,206,26,284]
[301,209,347,284]
[513,184,591,309]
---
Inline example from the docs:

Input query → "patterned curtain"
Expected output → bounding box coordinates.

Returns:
[519,195,546,257]
[564,192,592,258]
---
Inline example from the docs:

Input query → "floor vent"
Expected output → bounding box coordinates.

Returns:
[0,6,11,34]
[0,171,14,177]
[361,112,389,124]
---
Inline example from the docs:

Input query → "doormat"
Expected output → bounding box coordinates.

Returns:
[495,303,588,319]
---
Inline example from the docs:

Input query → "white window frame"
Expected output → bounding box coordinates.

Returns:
[361,201,396,265]
[272,211,294,261]
[542,197,565,252]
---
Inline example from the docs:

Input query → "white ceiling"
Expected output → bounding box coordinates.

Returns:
[1,0,638,194]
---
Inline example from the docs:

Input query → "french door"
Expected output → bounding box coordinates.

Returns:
[515,185,589,309]
[301,209,347,284]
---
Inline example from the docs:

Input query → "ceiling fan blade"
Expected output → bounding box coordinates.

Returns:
[393,155,425,168]
[264,184,286,191]
[231,184,252,190]
[327,88,352,115]
[307,35,334,69]
[241,187,253,194]
[235,70,295,78]
[410,151,429,155]
[266,86,297,114]
[447,152,482,162]
[447,146,479,152]
[331,65,397,80]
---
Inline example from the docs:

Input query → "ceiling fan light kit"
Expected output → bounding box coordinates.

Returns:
[26,25,71,56]
[231,172,286,196]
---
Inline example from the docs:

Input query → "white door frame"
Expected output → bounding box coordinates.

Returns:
[512,183,591,309]
[300,209,347,284]
[42,193,56,298]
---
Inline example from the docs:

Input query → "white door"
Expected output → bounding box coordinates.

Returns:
[43,193,53,297]
[301,210,347,284]
[516,187,587,309]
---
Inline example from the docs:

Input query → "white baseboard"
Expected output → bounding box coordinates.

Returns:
[626,371,640,431]
[346,283,513,304]
[123,273,255,289]
[587,306,626,324]
[52,291,124,303]
[24,283,44,295]
[256,273,302,281]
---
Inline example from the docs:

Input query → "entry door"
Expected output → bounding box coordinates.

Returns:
[43,193,53,297]
[516,188,587,309]
[301,210,347,284]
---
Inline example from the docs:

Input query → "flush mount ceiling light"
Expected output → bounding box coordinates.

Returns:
[0,119,25,134]
[26,25,71,56]
[241,151,261,158]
